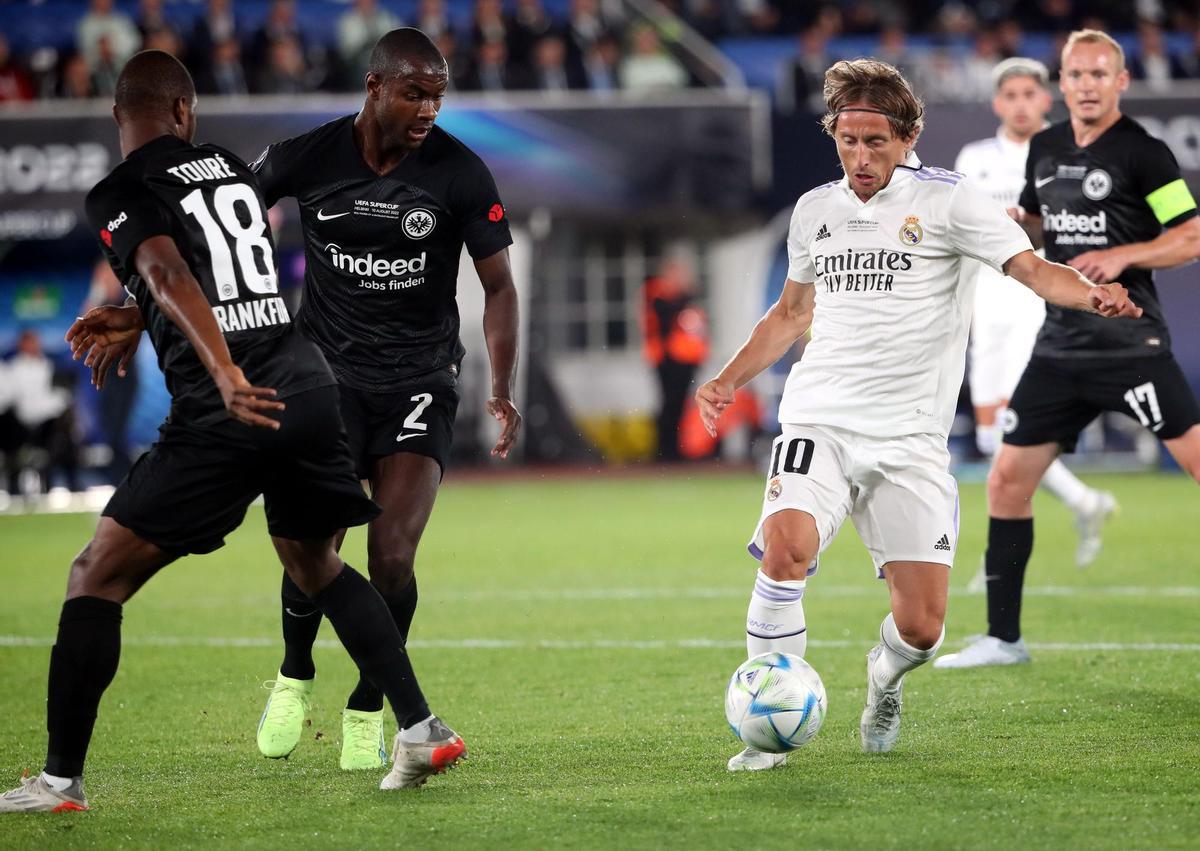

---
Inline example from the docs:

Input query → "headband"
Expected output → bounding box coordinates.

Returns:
[833,106,917,122]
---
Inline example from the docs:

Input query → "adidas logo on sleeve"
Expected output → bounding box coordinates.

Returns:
[815,223,831,241]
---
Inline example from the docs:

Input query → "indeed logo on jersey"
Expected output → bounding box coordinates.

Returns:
[325,243,427,291]
[1040,206,1109,246]
[814,248,913,294]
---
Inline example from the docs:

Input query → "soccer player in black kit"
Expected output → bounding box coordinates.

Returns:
[0,52,463,813]
[249,28,521,770]
[938,30,1200,670]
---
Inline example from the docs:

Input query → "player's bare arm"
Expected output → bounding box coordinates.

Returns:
[66,300,144,390]
[475,247,522,458]
[1069,216,1200,284]
[1006,207,1045,249]
[1003,249,1142,318]
[696,279,815,436]
[133,234,285,429]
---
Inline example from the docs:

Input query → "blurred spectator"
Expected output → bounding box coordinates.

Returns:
[1017,0,1080,32]
[1176,25,1200,78]
[189,0,239,74]
[136,0,174,41]
[143,28,183,60]
[459,38,520,92]
[582,31,622,92]
[83,260,141,484]
[1129,20,1187,90]
[434,31,466,91]
[962,31,1005,101]
[664,0,732,41]
[777,25,833,113]
[0,34,36,102]
[528,33,585,91]
[641,255,709,463]
[996,19,1025,59]
[196,37,248,95]
[250,0,306,70]
[338,0,402,87]
[877,24,917,77]
[5,329,80,493]
[510,0,559,66]
[472,0,512,50]
[839,0,886,34]
[91,35,123,97]
[77,0,140,73]
[417,0,455,40]
[735,0,782,34]
[620,25,689,92]
[254,35,312,94]
[567,0,623,61]
[0,358,18,496]
[58,53,97,99]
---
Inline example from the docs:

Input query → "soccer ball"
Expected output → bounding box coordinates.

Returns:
[725,652,826,753]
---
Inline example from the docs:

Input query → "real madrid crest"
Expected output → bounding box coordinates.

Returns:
[899,214,923,246]
[767,478,782,502]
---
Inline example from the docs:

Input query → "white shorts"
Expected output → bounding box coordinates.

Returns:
[748,424,959,576]
[969,289,1045,407]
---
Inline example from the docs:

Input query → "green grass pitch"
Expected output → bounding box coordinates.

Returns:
[0,471,1196,849]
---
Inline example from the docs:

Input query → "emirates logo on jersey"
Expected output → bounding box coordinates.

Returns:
[402,208,436,239]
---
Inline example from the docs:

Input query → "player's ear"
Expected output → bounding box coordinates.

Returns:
[365,72,382,100]
[1116,67,1131,92]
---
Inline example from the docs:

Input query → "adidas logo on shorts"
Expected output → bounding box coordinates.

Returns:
[815,223,831,241]
[933,534,952,552]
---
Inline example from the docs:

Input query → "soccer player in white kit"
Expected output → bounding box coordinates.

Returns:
[954,57,1116,573]
[696,58,1140,771]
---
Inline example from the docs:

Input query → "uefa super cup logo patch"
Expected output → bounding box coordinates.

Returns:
[899,215,923,246]
[402,208,436,239]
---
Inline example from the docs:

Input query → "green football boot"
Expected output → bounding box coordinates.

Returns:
[340,708,388,770]
[257,673,313,759]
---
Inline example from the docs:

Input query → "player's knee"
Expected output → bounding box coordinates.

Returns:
[760,540,814,582]
[65,540,128,601]
[367,550,416,596]
[987,462,1033,513]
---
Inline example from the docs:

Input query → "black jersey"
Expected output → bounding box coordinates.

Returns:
[1019,116,1198,359]
[251,116,513,392]
[85,135,333,426]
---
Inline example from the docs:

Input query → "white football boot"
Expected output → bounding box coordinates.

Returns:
[1073,491,1117,569]
[860,644,903,753]
[934,635,1031,669]
[726,747,787,772]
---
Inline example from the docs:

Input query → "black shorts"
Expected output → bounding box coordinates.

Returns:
[103,386,380,555]
[1003,354,1200,452]
[339,365,460,478]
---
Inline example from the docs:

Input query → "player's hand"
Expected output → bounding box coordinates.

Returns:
[696,378,735,438]
[1069,248,1127,284]
[1005,206,1026,223]
[486,396,522,459]
[213,364,285,430]
[86,338,140,390]
[66,305,144,358]
[1088,282,1142,319]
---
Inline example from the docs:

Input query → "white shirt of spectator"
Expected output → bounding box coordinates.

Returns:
[7,353,70,427]
[780,152,1032,439]
[955,129,1047,341]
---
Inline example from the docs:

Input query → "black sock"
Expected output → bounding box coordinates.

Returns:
[311,565,429,729]
[346,576,418,712]
[45,597,123,778]
[985,517,1034,643]
[280,571,322,680]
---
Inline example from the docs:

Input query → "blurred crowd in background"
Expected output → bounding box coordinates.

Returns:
[0,0,1199,106]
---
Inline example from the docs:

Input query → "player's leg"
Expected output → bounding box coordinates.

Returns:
[1,518,176,813]
[861,561,948,753]
[337,452,441,769]
[1163,424,1200,482]
[731,427,850,772]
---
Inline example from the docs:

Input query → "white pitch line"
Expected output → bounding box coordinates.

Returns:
[434,586,1200,601]
[1,636,1198,652]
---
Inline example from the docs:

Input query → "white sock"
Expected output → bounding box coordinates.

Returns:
[1040,459,1094,513]
[41,772,74,791]
[399,714,434,742]
[975,423,998,456]
[745,569,807,658]
[873,612,944,691]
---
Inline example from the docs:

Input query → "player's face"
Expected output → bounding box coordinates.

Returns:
[833,108,914,201]
[375,67,448,149]
[992,75,1051,139]
[1059,42,1129,125]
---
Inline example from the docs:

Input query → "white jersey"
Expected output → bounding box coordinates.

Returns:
[955,130,1046,331]
[780,152,1032,439]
